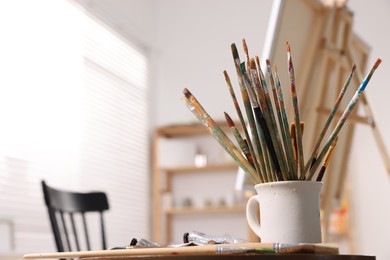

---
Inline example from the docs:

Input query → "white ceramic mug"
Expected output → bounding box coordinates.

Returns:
[246,181,322,243]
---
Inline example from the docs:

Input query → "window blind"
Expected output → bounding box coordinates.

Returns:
[0,0,150,253]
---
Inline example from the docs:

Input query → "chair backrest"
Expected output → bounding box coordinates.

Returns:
[41,180,109,252]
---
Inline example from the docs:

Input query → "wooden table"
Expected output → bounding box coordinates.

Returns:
[80,255,375,260]
[23,243,375,260]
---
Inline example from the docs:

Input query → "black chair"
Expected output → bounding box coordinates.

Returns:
[41,180,109,252]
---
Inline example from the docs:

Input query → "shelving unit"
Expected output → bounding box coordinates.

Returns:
[152,122,251,244]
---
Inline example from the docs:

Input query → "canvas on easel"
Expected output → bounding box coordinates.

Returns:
[261,0,390,249]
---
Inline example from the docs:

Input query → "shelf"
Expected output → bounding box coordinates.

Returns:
[164,205,246,215]
[156,121,242,138]
[161,163,239,174]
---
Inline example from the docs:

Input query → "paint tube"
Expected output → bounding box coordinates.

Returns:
[183,231,248,245]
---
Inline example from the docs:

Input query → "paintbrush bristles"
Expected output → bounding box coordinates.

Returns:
[223,70,230,82]
[242,38,249,57]
[224,112,235,128]
[374,58,382,68]
[183,88,191,99]
[231,43,239,60]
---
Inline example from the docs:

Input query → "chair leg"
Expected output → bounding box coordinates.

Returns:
[100,212,107,250]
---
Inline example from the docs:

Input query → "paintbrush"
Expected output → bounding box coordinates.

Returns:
[223,70,262,180]
[242,68,272,182]
[265,60,290,177]
[257,59,289,178]
[241,65,273,182]
[251,57,277,181]
[243,71,271,182]
[305,64,356,174]
[274,64,297,179]
[316,137,338,182]
[245,71,284,181]
[224,112,255,167]
[182,88,259,184]
[252,58,289,179]
[266,59,294,179]
[307,58,382,180]
[231,43,265,182]
[286,41,305,180]
[248,61,274,182]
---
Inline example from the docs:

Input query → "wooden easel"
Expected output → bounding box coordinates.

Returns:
[262,0,390,251]
[296,1,390,249]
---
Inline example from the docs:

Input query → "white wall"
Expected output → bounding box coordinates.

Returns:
[73,0,390,259]
[152,0,273,127]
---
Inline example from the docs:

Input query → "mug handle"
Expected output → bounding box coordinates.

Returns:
[246,195,261,240]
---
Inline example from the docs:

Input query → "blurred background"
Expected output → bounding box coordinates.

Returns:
[0,0,389,259]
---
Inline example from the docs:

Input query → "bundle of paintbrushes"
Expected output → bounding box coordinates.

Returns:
[182,39,381,184]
